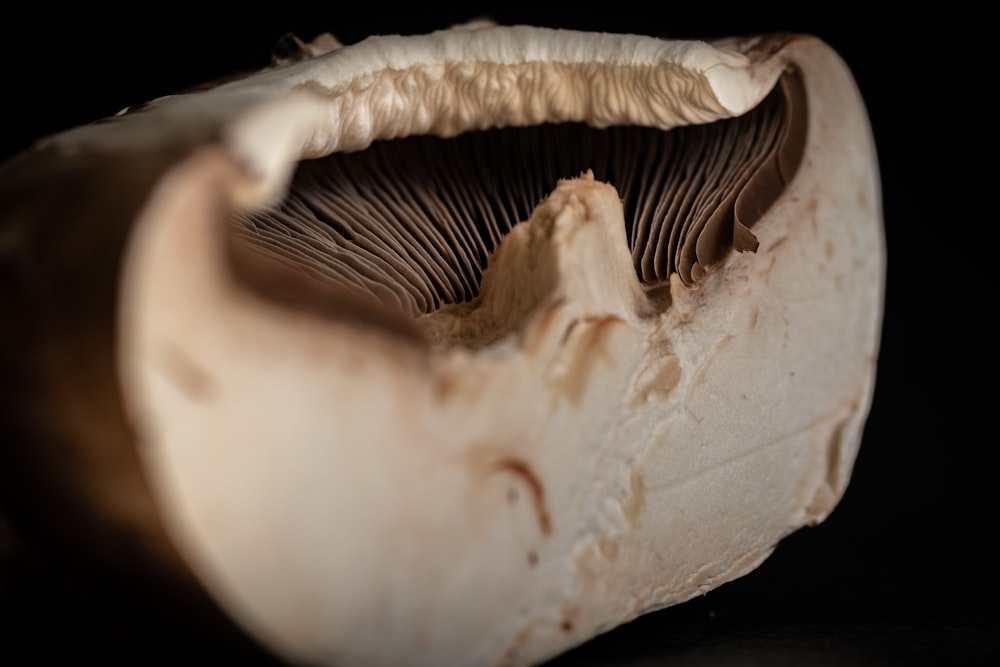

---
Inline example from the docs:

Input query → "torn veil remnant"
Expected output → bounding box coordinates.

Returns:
[0,22,884,667]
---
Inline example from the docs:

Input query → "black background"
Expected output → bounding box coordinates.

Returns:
[2,8,996,666]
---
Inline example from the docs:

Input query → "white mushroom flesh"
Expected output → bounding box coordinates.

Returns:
[99,25,884,667]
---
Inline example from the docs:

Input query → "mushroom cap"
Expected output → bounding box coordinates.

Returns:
[0,24,883,667]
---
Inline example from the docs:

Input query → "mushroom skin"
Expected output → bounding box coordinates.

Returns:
[0,24,883,667]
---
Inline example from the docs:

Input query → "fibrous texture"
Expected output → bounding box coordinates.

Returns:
[238,71,800,317]
[0,24,883,667]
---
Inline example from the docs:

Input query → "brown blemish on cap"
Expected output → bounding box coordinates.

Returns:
[684,334,734,404]
[559,604,580,634]
[158,341,217,400]
[550,315,624,407]
[597,538,619,562]
[520,298,567,356]
[493,457,551,537]
[621,471,646,528]
[628,353,680,409]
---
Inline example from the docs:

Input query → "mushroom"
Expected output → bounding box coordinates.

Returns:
[0,22,884,667]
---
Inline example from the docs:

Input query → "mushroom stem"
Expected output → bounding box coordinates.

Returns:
[421,170,645,349]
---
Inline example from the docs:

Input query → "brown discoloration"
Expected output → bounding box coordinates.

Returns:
[766,235,788,253]
[159,341,217,400]
[432,370,463,402]
[823,413,849,493]
[685,334,733,402]
[804,411,854,520]
[802,198,820,235]
[493,457,551,537]
[559,318,582,345]
[494,625,532,667]
[559,605,579,634]
[551,315,624,407]
[628,353,680,409]
[519,297,566,356]
[573,538,609,578]
[622,471,646,528]
[597,538,619,562]
[825,419,846,492]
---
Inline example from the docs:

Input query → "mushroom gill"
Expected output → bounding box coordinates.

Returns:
[232,69,804,320]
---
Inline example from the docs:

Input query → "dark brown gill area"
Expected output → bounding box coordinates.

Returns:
[234,68,806,318]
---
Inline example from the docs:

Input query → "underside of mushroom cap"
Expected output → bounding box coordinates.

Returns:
[46,26,793,203]
[1,23,884,667]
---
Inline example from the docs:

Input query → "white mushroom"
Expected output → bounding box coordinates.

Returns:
[0,23,883,667]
